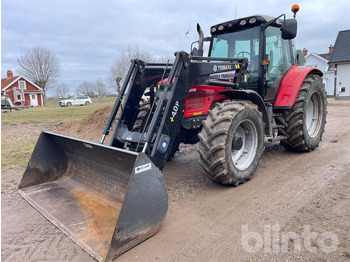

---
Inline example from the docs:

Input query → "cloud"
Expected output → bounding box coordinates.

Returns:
[2,0,349,93]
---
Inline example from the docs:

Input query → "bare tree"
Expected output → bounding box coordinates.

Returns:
[94,79,107,101]
[76,81,95,97]
[107,44,155,91]
[17,47,61,104]
[55,83,69,98]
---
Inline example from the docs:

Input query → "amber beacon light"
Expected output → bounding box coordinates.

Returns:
[291,4,300,18]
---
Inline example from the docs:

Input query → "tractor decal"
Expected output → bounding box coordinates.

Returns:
[209,70,236,80]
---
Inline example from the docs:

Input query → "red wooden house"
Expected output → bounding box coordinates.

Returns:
[1,70,44,107]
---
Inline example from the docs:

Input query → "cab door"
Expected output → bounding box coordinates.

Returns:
[264,26,293,102]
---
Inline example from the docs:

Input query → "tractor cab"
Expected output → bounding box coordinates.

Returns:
[206,14,298,102]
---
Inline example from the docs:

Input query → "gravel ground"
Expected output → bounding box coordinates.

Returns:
[2,99,350,262]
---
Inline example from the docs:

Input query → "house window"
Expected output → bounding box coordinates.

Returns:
[19,81,26,89]
[32,95,36,99]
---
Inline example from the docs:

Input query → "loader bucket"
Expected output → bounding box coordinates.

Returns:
[18,132,168,262]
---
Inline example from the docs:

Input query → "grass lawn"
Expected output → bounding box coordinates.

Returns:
[1,97,116,170]
[1,97,116,126]
[1,132,39,169]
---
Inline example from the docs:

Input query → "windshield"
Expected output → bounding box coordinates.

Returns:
[210,27,260,60]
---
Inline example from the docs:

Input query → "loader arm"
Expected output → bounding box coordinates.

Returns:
[105,51,248,170]
[107,51,192,169]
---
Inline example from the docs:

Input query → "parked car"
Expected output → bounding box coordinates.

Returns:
[59,96,92,107]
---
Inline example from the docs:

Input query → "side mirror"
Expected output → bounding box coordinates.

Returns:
[281,19,297,39]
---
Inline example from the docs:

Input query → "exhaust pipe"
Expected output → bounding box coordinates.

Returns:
[196,23,204,56]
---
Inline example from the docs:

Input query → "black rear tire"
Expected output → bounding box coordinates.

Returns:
[281,75,327,152]
[198,100,265,186]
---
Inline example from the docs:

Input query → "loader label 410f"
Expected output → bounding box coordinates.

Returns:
[170,101,180,122]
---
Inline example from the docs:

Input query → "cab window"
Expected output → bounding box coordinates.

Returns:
[210,27,260,61]
[210,27,260,92]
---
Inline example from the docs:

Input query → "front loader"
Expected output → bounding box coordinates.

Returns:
[19,4,327,262]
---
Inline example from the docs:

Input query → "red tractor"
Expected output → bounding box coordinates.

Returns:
[106,5,327,185]
[19,5,327,262]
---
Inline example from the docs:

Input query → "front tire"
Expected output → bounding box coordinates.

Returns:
[66,102,72,107]
[198,100,265,186]
[132,102,151,132]
[281,75,327,151]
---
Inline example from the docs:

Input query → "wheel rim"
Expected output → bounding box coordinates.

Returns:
[305,92,322,138]
[231,120,258,171]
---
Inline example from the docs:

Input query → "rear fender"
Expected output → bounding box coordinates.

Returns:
[274,65,323,108]
[219,89,270,135]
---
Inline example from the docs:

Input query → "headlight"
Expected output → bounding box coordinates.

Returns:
[211,27,217,33]
[249,17,256,24]
[218,25,224,30]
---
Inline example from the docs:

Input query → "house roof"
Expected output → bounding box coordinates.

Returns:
[318,53,331,61]
[1,76,21,90]
[305,53,329,63]
[1,75,43,92]
[329,29,350,63]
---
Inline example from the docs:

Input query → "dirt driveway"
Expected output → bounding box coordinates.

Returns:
[2,99,350,261]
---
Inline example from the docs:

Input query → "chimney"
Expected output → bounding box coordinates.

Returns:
[7,70,13,78]
[329,44,333,54]
[302,48,308,57]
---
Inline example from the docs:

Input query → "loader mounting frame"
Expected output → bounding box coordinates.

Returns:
[103,51,248,170]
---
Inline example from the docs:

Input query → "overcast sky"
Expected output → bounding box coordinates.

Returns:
[2,0,350,95]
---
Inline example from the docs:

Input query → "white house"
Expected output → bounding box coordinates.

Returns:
[329,29,350,97]
[305,53,329,71]
[304,47,335,96]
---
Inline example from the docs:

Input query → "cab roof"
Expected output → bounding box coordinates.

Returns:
[210,15,282,35]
